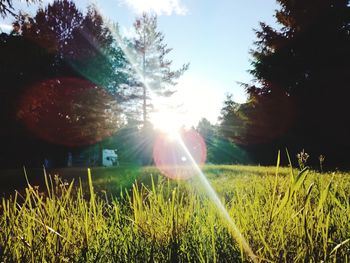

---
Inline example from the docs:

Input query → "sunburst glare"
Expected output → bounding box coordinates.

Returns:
[153,128,207,180]
[151,110,185,135]
[80,3,257,260]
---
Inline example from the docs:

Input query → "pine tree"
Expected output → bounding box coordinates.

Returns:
[128,12,189,126]
[223,0,350,165]
[219,94,247,144]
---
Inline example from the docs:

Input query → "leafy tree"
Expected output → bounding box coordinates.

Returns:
[219,95,248,144]
[67,6,129,96]
[14,1,129,92]
[222,0,350,166]
[0,0,131,166]
[12,0,130,116]
[16,78,121,146]
[0,32,56,167]
[14,0,82,57]
[197,118,215,140]
[196,117,248,164]
[127,12,189,126]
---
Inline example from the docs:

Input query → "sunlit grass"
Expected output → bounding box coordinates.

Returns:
[0,165,349,262]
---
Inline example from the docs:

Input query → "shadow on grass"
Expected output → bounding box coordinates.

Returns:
[0,164,148,198]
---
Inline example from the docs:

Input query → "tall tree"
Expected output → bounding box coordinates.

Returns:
[128,12,189,126]
[67,6,129,96]
[196,118,215,141]
[14,0,83,58]
[219,95,247,144]
[0,0,131,166]
[13,0,130,102]
[222,0,350,165]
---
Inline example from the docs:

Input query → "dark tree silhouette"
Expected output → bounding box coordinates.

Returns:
[14,0,82,57]
[0,0,130,167]
[67,6,129,96]
[14,1,129,92]
[0,33,60,167]
[220,0,350,166]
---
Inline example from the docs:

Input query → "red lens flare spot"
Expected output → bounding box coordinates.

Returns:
[153,129,207,180]
[17,77,120,146]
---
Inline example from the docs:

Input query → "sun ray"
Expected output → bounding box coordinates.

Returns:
[174,134,258,262]
[83,5,256,261]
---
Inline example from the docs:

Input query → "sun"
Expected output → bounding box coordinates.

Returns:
[149,84,201,137]
[150,110,184,137]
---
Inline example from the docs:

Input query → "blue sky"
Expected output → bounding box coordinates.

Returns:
[1,0,279,126]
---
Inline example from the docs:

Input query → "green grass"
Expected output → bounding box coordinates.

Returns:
[0,165,349,262]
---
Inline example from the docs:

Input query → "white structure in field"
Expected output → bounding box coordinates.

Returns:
[102,149,119,167]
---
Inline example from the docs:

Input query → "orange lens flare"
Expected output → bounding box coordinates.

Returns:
[153,129,207,179]
[16,77,120,146]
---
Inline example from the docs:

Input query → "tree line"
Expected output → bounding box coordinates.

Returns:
[0,0,187,167]
[2,0,350,167]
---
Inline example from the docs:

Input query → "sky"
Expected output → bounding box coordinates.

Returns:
[1,0,279,127]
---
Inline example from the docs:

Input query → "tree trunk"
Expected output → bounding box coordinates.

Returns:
[142,31,147,127]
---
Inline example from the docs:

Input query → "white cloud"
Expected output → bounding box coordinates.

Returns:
[0,23,12,33]
[120,0,188,16]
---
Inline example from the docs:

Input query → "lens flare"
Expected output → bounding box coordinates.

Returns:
[153,128,257,262]
[87,7,257,261]
[153,129,207,180]
[16,77,121,146]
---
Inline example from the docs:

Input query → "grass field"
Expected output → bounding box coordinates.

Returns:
[0,164,349,262]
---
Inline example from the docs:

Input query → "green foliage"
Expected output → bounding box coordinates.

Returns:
[218,94,248,144]
[206,138,249,164]
[296,149,310,170]
[14,0,129,95]
[100,123,156,166]
[197,117,249,164]
[0,165,349,262]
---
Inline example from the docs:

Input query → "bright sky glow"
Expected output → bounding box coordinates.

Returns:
[1,0,278,128]
[119,0,188,16]
[149,75,224,130]
[151,108,186,134]
[0,23,12,32]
